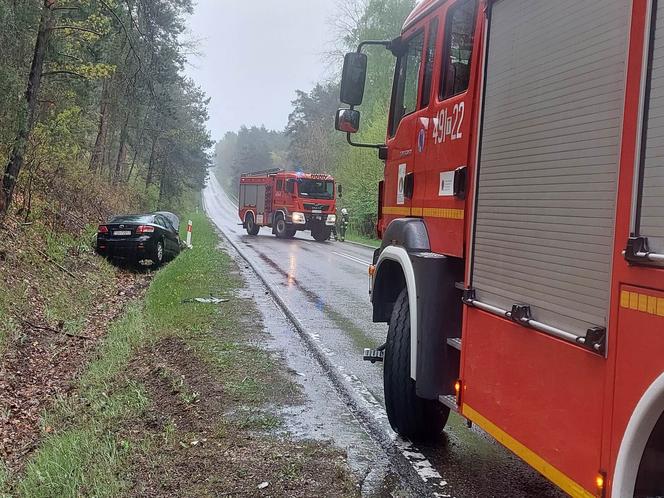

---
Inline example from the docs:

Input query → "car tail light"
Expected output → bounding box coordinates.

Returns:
[136,225,155,234]
[98,225,109,234]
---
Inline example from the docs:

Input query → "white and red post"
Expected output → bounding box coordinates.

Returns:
[186,220,193,248]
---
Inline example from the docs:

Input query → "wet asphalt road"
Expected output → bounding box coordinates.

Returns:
[203,175,566,498]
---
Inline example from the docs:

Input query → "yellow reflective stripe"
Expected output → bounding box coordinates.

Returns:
[382,206,411,216]
[382,206,464,219]
[422,207,464,219]
[620,289,664,317]
[462,404,596,498]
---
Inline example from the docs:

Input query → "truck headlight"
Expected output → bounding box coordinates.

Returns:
[292,212,306,224]
[326,214,336,226]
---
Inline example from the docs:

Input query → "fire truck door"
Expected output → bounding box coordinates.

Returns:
[255,185,266,225]
[385,28,426,217]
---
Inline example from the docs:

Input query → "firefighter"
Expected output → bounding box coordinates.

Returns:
[337,208,349,242]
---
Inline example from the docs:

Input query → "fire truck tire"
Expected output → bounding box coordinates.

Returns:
[245,214,259,236]
[274,215,288,238]
[312,226,331,242]
[285,229,297,238]
[384,288,450,442]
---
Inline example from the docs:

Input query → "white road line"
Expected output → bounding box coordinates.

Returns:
[332,251,371,266]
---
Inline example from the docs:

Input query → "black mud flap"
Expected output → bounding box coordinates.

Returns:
[412,252,463,400]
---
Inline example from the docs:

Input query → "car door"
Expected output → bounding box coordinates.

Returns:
[384,27,426,221]
[155,215,175,256]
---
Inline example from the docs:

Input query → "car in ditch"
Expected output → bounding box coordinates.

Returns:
[96,212,181,267]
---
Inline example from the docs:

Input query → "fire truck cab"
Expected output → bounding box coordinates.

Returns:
[239,169,338,242]
[336,1,664,496]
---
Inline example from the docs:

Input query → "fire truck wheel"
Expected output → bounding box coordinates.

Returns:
[384,288,450,442]
[274,215,288,238]
[312,226,331,242]
[245,214,259,236]
[285,229,297,238]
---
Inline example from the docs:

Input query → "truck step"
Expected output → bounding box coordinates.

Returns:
[438,394,459,413]
[363,348,385,363]
[447,337,462,350]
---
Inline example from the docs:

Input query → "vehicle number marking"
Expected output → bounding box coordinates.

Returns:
[433,102,465,144]
[113,230,131,236]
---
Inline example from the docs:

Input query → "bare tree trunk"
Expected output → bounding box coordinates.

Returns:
[126,111,149,182]
[145,135,158,188]
[90,79,111,172]
[157,160,167,206]
[113,114,129,184]
[0,0,56,217]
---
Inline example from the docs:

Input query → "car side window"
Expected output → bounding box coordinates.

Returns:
[440,0,477,100]
[154,215,165,228]
[389,30,425,137]
[420,18,439,108]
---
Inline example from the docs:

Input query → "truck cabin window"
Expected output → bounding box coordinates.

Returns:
[297,179,334,199]
[389,31,425,137]
[420,18,439,108]
[276,179,283,190]
[441,0,477,100]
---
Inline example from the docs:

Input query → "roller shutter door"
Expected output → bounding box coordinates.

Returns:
[471,0,630,336]
[639,1,664,254]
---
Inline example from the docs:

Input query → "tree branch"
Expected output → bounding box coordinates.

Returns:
[42,70,89,79]
[52,25,103,36]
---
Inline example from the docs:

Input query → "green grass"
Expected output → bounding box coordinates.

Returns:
[8,212,293,497]
[344,230,380,248]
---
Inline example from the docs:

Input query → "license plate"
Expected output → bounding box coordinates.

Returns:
[113,230,132,236]
[312,209,322,214]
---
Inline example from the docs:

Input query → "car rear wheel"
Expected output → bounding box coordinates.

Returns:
[274,215,288,238]
[246,213,259,235]
[153,240,164,267]
[384,288,449,442]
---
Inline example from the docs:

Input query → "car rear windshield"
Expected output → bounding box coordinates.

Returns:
[109,215,154,224]
[297,179,334,199]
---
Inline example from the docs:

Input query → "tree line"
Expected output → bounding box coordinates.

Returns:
[214,0,415,237]
[0,0,211,226]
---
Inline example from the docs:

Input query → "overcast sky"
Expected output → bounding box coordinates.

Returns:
[183,0,337,142]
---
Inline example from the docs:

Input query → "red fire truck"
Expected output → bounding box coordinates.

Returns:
[335,1,664,496]
[238,169,338,241]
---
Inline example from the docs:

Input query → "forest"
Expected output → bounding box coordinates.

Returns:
[0,0,211,229]
[214,0,416,237]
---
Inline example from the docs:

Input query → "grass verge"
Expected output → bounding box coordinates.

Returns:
[6,212,357,497]
[344,230,381,248]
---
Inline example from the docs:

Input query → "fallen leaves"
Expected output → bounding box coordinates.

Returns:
[0,267,151,473]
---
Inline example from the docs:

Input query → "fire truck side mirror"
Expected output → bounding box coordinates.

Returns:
[337,184,343,198]
[340,52,367,106]
[335,108,360,134]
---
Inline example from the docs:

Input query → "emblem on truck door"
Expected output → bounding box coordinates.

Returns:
[418,128,426,153]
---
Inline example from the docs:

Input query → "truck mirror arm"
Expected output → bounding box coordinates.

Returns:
[357,37,402,56]
[345,132,387,159]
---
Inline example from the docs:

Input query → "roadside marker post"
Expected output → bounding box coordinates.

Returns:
[186,220,193,248]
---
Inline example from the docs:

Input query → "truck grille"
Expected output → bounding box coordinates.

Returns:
[303,203,328,211]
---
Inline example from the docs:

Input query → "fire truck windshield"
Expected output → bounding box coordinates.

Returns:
[297,179,334,199]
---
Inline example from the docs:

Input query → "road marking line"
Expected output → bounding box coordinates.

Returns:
[332,251,371,266]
